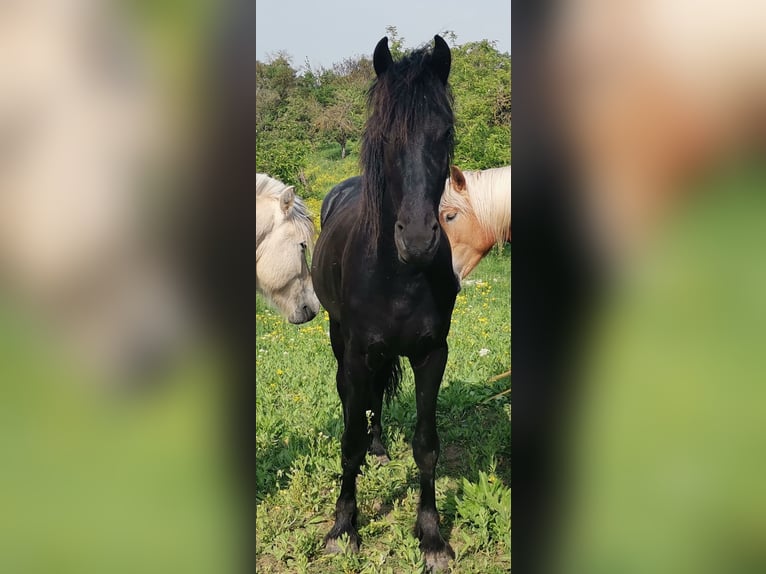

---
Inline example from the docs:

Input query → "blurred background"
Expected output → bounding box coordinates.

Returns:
[514,1,766,573]
[0,0,247,572]
[6,0,766,572]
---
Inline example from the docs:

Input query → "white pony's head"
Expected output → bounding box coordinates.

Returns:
[256,174,320,324]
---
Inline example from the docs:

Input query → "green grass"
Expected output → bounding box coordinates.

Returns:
[256,245,511,573]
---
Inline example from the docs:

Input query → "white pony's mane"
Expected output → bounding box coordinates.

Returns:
[256,173,315,249]
[442,165,512,245]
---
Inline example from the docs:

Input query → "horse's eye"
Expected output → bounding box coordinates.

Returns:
[445,212,458,222]
[300,241,307,251]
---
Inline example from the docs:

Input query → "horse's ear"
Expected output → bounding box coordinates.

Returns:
[279,186,295,215]
[431,35,451,85]
[450,165,466,193]
[373,37,393,77]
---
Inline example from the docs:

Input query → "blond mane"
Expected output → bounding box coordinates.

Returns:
[256,173,316,250]
[442,166,511,245]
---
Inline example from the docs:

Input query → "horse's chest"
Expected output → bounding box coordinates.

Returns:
[393,312,443,349]
[361,286,449,351]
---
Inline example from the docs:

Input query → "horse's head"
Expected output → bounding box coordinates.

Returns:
[256,180,320,324]
[440,166,494,279]
[366,35,454,266]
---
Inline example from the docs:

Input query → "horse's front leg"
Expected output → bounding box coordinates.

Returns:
[410,344,454,572]
[325,345,373,554]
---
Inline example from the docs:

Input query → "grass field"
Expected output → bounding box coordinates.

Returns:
[256,245,511,573]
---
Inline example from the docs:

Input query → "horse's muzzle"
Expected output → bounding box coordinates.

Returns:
[288,293,320,324]
[394,220,441,266]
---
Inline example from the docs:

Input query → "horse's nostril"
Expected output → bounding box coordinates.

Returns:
[396,222,404,232]
[431,222,439,232]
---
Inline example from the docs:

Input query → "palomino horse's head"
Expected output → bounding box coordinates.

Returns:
[440,165,512,280]
[364,35,454,266]
[256,174,319,324]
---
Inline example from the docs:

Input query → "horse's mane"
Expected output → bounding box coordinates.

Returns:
[360,45,455,244]
[256,173,315,248]
[442,166,512,245]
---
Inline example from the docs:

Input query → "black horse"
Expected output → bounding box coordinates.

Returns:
[311,35,459,571]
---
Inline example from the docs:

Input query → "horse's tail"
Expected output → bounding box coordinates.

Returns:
[383,357,403,404]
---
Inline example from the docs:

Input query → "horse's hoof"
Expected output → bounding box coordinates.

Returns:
[324,535,360,555]
[424,546,455,572]
[375,453,391,465]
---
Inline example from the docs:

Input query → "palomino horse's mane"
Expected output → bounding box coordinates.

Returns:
[360,45,455,244]
[256,173,315,249]
[442,165,512,245]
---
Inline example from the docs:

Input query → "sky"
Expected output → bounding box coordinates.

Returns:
[255,0,511,70]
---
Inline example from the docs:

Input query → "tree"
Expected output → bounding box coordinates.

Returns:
[255,54,315,185]
[254,32,511,190]
[449,40,512,168]
[314,97,359,159]
[385,25,406,59]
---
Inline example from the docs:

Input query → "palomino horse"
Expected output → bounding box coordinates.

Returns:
[439,165,512,280]
[256,174,319,324]
[311,36,459,571]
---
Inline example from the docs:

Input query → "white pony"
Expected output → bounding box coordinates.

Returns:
[439,165,512,279]
[256,174,320,324]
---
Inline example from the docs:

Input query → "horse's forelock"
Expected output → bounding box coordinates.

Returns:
[454,166,512,245]
[440,180,473,215]
[287,198,316,250]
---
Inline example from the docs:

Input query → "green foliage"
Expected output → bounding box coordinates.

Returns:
[303,154,359,196]
[456,465,512,550]
[257,53,298,101]
[256,136,308,188]
[313,90,364,159]
[255,28,511,192]
[384,25,407,59]
[450,40,512,169]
